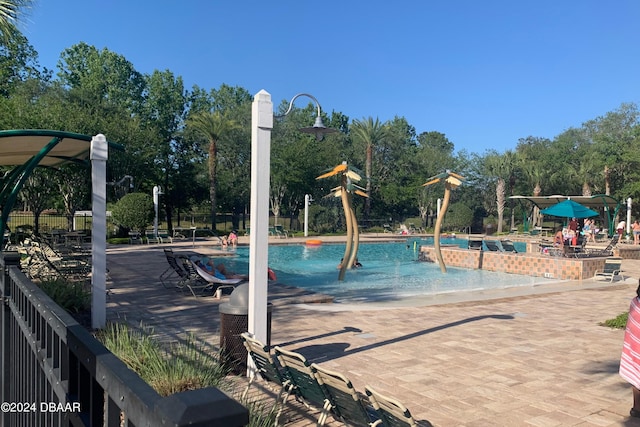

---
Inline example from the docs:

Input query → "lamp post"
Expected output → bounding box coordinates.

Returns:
[153,185,163,237]
[249,90,335,348]
[304,194,313,237]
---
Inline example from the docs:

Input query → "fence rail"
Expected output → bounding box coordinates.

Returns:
[0,252,248,427]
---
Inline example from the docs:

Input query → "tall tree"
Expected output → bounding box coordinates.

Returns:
[350,117,388,221]
[186,111,237,231]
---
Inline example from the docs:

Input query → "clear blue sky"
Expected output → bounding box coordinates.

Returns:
[18,1,640,154]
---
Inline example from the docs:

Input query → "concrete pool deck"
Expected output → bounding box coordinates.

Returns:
[105,235,640,426]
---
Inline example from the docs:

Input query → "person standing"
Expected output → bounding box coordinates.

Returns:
[633,220,640,245]
[618,220,627,241]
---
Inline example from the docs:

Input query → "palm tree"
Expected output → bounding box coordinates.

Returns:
[350,117,387,222]
[317,162,367,281]
[422,170,464,273]
[187,111,237,231]
[0,0,32,43]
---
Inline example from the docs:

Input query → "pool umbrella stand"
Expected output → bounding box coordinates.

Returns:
[539,199,598,219]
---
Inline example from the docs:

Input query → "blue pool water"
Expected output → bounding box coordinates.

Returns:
[221,238,549,303]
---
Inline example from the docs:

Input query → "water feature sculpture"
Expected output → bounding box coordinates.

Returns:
[422,170,465,273]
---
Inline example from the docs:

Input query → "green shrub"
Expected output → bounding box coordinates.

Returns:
[602,312,628,329]
[111,193,154,234]
[38,278,90,313]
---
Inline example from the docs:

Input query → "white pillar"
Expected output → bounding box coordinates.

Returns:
[153,186,161,236]
[304,194,311,237]
[90,134,108,329]
[248,90,273,346]
[627,197,632,236]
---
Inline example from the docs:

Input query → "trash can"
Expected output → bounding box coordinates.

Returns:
[219,283,272,374]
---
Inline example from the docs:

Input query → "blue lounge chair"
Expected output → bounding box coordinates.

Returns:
[484,240,501,252]
[500,239,518,253]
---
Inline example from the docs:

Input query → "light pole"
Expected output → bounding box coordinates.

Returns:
[304,194,313,237]
[153,185,163,237]
[249,90,336,347]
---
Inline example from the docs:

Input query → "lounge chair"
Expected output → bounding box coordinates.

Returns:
[179,257,241,298]
[159,247,185,288]
[484,240,501,252]
[145,230,161,244]
[128,231,143,244]
[467,238,483,250]
[192,262,242,295]
[157,229,173,244]
[274,224,289,238]
[585,234,619,257]
[594,256,623,282]
[311,363,379,426]
[365,386,419,427]
[274,346,333,425]
[500,239,517,253]
[240,333,294,424]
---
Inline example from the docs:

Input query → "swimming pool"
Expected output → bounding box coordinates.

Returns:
[223,240,551,303]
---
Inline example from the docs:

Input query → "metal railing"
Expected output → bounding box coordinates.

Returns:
[0,252,248,427]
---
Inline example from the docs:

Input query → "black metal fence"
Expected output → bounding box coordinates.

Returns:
[0,253,249,427]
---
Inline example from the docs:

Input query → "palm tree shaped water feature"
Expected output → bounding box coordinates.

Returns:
[422,170,465,273]
[316,161,367,281]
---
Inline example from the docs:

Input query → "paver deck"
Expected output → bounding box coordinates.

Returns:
[105,236,640,426]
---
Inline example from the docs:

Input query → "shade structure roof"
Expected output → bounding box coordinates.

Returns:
[509,195,619,211]
[0,129,122,167]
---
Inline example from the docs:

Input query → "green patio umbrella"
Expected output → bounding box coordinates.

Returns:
[540,199,598,219]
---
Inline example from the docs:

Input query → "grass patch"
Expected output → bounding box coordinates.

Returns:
[601,312,628,329]
[96,322,278,424]
[97,322,230,396]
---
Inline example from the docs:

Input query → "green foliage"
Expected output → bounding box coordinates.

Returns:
[97,322,276,425]
[38,278,90,313]
[443,202,474,231]
[111,192,154,234]
[97,323,229,397]
[601,312,628,329]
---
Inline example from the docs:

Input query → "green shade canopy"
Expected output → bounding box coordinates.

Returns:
[0,129,121,167]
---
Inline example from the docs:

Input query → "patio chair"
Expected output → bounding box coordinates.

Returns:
[240,333,294,424]
[274,346,333,425]
[128,231,143,244]
[179,257,241,298]
[594,256,623,282]
[364,386,419,427]
[467,238,483,250]
[274,224,289,238]
[157,230,173,244]
[311,363,380,426]
[145,230,161,244]
[484,240,501,252]
[585,234,619,257]
[192,261,242,297]
[159,248,189,289]
[500,239,518,253]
